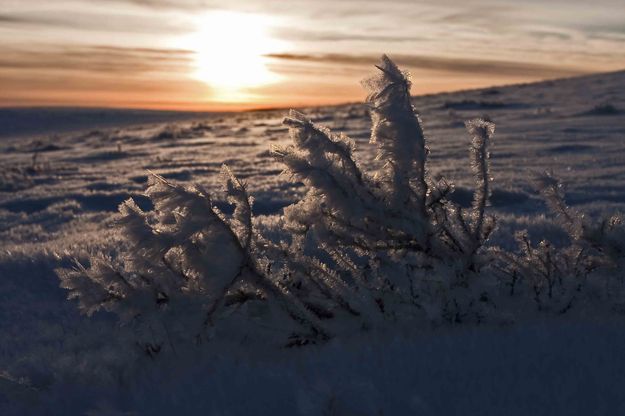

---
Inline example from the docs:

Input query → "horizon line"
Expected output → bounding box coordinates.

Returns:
[1,67,623,114]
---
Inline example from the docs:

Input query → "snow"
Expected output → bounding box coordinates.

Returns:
[1,68,625,414]
[5,321,625,415]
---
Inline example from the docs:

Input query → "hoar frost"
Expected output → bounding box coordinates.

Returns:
[57,56,625,353]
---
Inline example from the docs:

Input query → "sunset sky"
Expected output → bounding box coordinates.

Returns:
[1,0,624,111]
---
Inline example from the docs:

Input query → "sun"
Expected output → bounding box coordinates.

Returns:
[183,11,286,102]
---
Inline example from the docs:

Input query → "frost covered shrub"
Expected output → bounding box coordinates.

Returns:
[492,231,596,313]
[492,171,625,312]
[53,57,494,348]
[57,56,500,349]
[56,56,625,352]
[272,56,497,326]
[58,167,328,351]
[536,172,625,268]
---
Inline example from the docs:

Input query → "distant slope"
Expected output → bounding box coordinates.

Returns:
[0,107,215,139]
[2,70,623,140]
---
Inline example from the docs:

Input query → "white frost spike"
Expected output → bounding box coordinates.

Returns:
[145,173,247,298]
[116,198,180,292]
[275,110,371,220]
[465,118,495,239]
[363,54,428,213]
[58,257,125,317]
[281,110,364,187]
[533,170,580,237]
[222,164,254,251]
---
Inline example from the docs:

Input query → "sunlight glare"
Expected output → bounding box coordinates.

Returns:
[185,11,286,102]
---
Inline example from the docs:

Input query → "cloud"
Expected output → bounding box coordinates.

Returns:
[105,0,216,9]
[0,45,194,76]
[271,27,427,43]
[526,29,573,41]
[0,10,188,34]
[0,14,32,24]
[266,53,589,78]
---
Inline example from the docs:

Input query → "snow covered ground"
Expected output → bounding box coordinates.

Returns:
[1,70,625,414]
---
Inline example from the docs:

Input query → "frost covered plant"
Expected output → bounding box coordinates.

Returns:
[493,231,595,313]
[273,56,497,325]
[57,55,501,350]
[535,171,625,269]
[492,171,625,313]
[58,167,328,351]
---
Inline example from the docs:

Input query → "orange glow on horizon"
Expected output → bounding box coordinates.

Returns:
[0,65,591,112]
